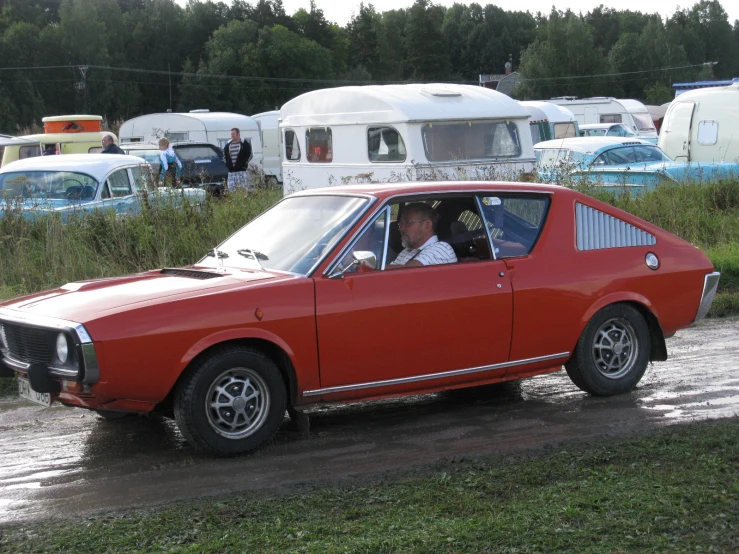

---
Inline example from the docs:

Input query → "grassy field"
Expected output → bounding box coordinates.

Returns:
[0,418,737,553]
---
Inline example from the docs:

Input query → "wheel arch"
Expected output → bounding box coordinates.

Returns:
[155,337,298,416]
[575,296,667,364]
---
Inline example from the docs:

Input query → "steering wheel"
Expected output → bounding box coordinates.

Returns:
[63,179,85,200]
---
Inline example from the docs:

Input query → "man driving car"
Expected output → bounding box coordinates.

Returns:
[389,203,457,267]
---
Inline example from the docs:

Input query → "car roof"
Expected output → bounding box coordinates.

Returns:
[289,180,562,201]
[0,154,147,180]
[121,141,218,150]
[579,123,627,130]
[534,137,652,153]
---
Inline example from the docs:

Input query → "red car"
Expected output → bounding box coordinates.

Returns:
[0,182,720,455]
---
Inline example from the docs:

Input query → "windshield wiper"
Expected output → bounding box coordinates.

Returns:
[236,248,268,270]
[206,249,229,268]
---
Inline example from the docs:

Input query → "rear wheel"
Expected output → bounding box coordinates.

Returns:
[565,304,651,396]
[174,346,286,456]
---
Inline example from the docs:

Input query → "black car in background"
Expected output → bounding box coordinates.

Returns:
[122,142,228,195]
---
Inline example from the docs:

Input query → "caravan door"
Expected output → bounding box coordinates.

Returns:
[660,103,695,161]
[584,106,598,124]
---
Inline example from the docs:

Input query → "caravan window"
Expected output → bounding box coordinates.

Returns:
[554,122,577,139]
[368,127,406,162]
[600,114,622,124]
[19,145,40,159]
[306,128,332,163]
[285,130,301,161]
[632,113,656,131]
[421,121,521,162]
[166,131,189,142]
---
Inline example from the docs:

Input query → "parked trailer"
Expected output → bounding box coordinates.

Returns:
[251,110,281,183]
[0,115,116,167]
[659,80,739,163]
[546,97,657,143]
[279,84,535,194]
[520,101,579,145]
[118,111,263,172]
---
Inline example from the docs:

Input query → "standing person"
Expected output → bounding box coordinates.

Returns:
[101,135,125,154]
[158,138,182,186]
[223,127,252,191]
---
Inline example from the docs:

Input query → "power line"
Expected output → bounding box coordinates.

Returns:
[519,62,712,83]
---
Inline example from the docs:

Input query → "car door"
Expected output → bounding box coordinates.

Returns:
[313,198,513,394]
[102,167,135,214]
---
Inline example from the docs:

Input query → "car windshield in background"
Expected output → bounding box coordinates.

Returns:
[0,171,99,200]
[632,113,656,131]
[197,195,369,275]
[583,129,607,136]
[176,145,222,163]
[125,149,160,165]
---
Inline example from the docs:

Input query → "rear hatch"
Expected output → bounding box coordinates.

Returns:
[175,144,228,193]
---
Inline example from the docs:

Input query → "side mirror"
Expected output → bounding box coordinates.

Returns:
[332,251,377,278]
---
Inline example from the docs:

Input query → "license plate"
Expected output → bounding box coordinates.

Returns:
[18,376,52,407]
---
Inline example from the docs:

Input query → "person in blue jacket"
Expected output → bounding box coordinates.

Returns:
[158,137,183,186]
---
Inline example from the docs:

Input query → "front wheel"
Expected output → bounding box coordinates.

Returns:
[565,304,651,396]
[174,346,286,456]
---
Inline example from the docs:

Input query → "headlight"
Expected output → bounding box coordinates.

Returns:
[0,324,7,349]
[56,333,69,364]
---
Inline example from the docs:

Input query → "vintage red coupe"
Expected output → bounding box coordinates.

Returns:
[0,182,719,455]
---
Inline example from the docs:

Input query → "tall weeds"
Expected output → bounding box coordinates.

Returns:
[0,189,281,299]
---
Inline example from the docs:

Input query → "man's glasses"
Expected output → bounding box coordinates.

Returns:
[397,219,427,228]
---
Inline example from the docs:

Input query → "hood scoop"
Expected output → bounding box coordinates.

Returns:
[160,268,224,280]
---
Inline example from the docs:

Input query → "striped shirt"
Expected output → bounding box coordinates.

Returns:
[229,142,241,166]
[390,236,457,266]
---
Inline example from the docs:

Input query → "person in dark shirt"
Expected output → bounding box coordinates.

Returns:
[101,135,125,155]
[223,128,252,190]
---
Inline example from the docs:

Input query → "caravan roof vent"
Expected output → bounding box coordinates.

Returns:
[423,87,462,98]
[190,109,210,113]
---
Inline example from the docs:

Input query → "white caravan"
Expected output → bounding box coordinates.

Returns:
[546,97,657,142]
[519,101,579,144]
[118,110,263,170]
[251,110,281,183]
[659,80,739,163]
[279,84,535,194]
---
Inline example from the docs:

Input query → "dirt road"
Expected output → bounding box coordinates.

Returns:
[1,317,737,526]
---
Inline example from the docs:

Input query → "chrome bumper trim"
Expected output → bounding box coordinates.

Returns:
[303,352,570,397]
[2,355,29,372]
[693,271,721,323]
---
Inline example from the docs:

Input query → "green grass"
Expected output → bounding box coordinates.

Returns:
[1,418,737,553]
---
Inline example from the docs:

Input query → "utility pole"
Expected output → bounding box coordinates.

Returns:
[75,65,89,113]
[168,63,172,111]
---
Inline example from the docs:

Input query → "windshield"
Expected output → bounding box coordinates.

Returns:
[582,128,607,136]
[0,170,99,200]
[125,149,161,165]
[632,113,656,132]
[592,145,671,166]
[196,195,369,275]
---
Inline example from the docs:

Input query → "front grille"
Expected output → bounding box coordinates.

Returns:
[1,323,51,364]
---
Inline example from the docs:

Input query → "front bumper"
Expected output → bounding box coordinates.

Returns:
[693,271,721,323]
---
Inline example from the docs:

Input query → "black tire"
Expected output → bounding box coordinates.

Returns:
[94,410,131,420]
[174,346,286,456]
[565,304,651,396]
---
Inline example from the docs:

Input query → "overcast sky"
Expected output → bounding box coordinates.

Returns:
[180,0,738,27]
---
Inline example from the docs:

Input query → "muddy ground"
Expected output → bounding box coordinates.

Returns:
[0,317,737,526]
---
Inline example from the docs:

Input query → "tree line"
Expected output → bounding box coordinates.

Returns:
[0,0,737,134]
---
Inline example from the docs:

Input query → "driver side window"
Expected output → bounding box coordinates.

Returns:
[338,208,389,272]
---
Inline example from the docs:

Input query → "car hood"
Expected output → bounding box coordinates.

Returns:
[0,267,288,323]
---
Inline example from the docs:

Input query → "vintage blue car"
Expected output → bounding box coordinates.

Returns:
[534,137,739,194]
[0,154,206,220]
